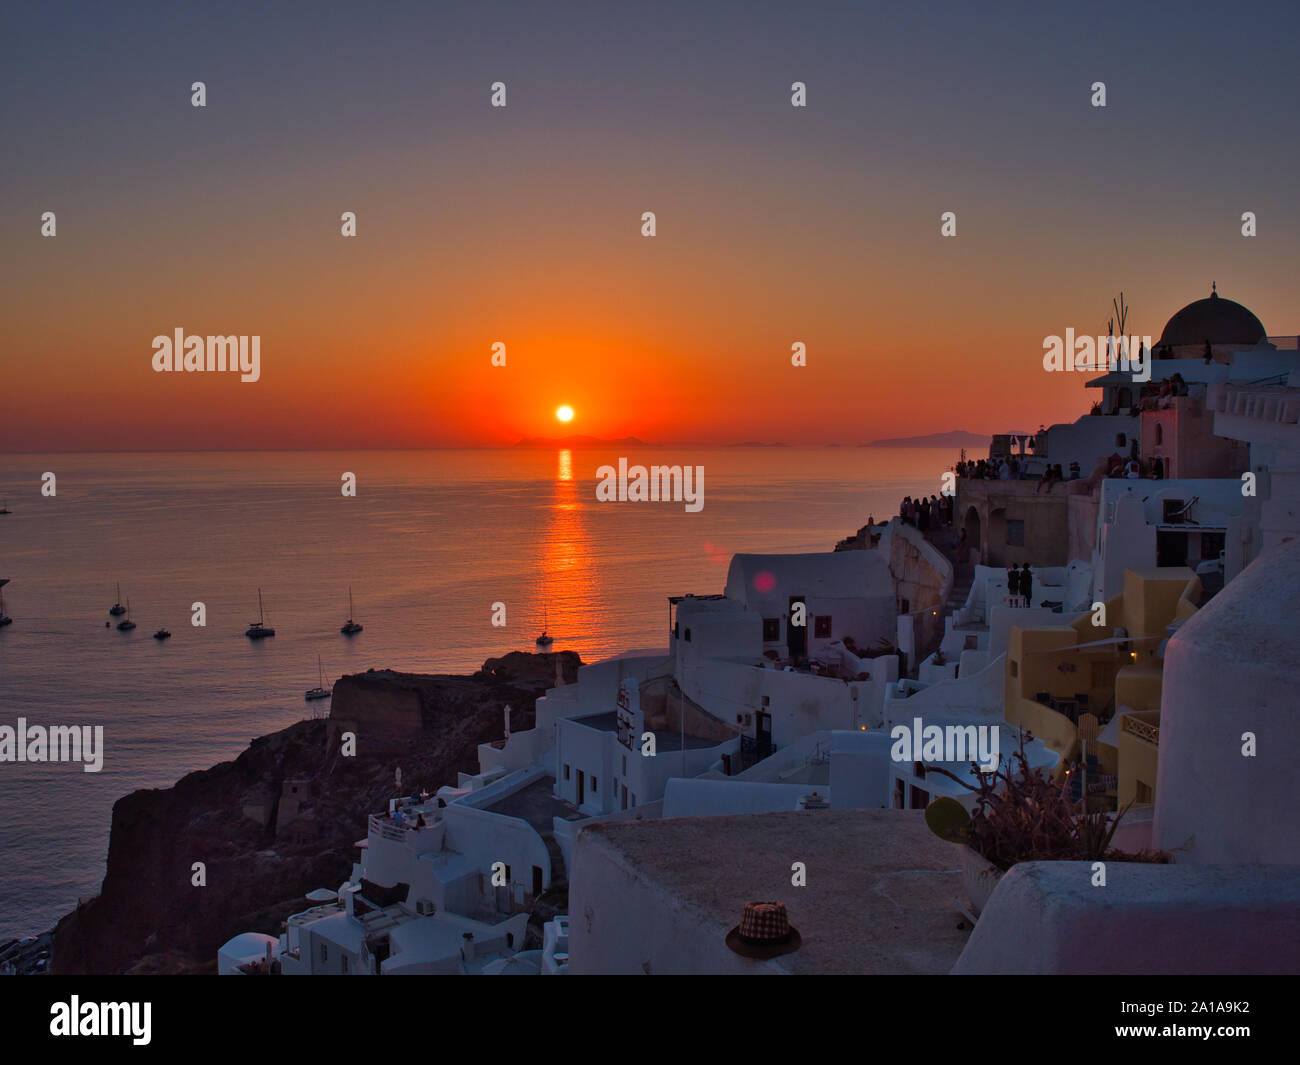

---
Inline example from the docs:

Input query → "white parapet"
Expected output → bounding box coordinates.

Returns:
[952,861,1300,975]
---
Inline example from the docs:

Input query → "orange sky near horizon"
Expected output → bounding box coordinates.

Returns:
[4,6,1297,452]
[8,183,1294,453]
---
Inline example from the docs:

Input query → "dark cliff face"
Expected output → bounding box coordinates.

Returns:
[50,651,580,975]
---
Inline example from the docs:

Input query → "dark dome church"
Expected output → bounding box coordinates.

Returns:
[1153,284,1267,361]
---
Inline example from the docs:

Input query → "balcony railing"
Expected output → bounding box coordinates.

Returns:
[1121,715,1160,744]
[368,814,413,842]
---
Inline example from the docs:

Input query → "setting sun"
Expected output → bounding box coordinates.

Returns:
[556,405,574,423]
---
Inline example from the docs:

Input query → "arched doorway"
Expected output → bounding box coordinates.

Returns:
[987,508,1008,567]
[962,506,981,565]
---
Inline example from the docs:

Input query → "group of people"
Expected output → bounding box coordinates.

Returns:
[955,457,1008,480]
[1135,372,1189,411]
[1035,463,1081,492]
[956,455,1084,484]
[1104,447,1163,480]
[1006,562,1034,603]
[898,493,953,532]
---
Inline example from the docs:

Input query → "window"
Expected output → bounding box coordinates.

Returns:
[1116,432,1127,447]
[622,755,627,774]
[760,696,770,707]
[563,764,570,780]
[1154,423,1163,446]
[341,955,348,974]
[319,942,328,963]
[762,618,780,641]
[591,776,598,793]
[684,628,691,642]
[1006,519,1024,547]
[1010,660,1019,677]
[1200,531,1225,562]
[814,615,832,638]
[1135,780,1153,805]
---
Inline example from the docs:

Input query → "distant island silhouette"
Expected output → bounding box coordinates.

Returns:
[513,435,649,448]
[860,430,992,448]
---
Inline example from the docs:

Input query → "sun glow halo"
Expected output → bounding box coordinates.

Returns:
[556,405,574,423]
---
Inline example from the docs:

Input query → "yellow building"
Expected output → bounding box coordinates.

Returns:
[1003,568,1200,809]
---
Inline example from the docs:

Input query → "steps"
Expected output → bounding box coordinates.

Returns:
[542,831,567,889]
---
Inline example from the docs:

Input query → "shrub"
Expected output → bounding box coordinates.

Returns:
[923,732,1166,871]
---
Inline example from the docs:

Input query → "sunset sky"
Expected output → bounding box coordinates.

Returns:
[2,0,1297,451]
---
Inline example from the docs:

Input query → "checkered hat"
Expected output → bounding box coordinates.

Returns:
[738,901,791,942]
[726,900,801,958]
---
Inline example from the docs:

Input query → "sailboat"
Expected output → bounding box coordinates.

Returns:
[0,499,11,514]
[245,588,275,639]
[305,655,332,701]
[340,587,363,635]
[0,579,11,628]
[109,582,126,616]
[116,599,137,631]
[535,605,553,648]
[153,627,172,641]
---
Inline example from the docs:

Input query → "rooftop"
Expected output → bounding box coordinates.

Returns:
[484,775,582,825]
[578,809,970,973]
[569,711,723,750]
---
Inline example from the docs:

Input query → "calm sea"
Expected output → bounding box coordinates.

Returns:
[0,446,952,940]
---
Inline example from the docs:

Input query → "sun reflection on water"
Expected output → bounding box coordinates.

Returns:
[536,448,594,651]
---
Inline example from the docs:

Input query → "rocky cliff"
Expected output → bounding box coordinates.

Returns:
[50,651,580,975]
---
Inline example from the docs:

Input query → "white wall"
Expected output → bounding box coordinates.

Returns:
[954,861,1300,974]
[441,804,552,903]
[1042,413,1136,473]
[1154,538,1300,864]
[883,653,1007,727]
[662,779,815,817]
[556,715,616,814]
[678,657,883,746]
[829,737,893,809]
[568,832,778,975]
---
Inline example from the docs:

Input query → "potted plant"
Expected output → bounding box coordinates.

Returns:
[923,732,1165,917]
